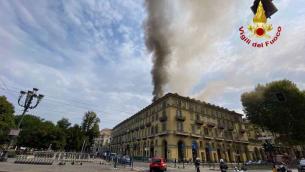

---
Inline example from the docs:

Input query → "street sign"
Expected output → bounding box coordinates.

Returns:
[9,129,20,136]
[257,136,272,140]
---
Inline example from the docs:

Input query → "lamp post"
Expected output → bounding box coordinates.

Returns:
[17,88,44,128]
[11,88,44,144]
[2,88,43,161]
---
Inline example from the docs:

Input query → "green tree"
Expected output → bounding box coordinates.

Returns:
[55,118,71,150]
[81,111,100,151]
[0,96,15,145]
[56,118,71,130]
[16,115,44,148]
[65,124,85,151]
[16,115,66,150]
[241,80,305,144]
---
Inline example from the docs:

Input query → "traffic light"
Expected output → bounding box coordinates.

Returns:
[251,0,278,18]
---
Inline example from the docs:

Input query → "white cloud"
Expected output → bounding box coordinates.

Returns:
[0,0,150,129]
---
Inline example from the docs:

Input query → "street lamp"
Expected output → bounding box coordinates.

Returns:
[17,88,44,128]
[1,88,44,161]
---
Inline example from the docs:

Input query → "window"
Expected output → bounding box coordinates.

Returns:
[196,114,200,120]
[190,113,194,120]
[177,99,181,107]
[207,109,211,116]
[204,128,209,136]
[181,101,185,108]
[197,126,201,130]
[162,122,166,131]
[155,125,158,134]
[192,125,195,133]
[162,110,166,117]
[189,104,193,111]
[177,121,183,132]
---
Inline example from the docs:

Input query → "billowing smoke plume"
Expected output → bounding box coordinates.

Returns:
[144,0,171,101]
[144,0,239,101]
[145,0,253,102]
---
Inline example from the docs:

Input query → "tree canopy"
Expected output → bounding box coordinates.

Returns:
[0,96,15,145]
[241,80,305,144]
[0,95,101,152]
[14,112,100,151]
[65,124,85,152]
[16,115,66,150]
[81,111,100,151]
[57,118,71,130]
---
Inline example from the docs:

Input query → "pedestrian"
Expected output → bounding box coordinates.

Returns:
[195,157,201,172]
[272,163,277,172]
[174,158,177,168]
[219,159,228,172]
[114,155,117,169]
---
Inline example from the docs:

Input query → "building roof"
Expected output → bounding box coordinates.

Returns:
[112,93,243,130]
[100,128,112,132]
[100,128,112,136]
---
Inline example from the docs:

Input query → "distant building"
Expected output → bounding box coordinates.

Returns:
[244,119,275,161]
[93,128,112,155]
[245,120,305,160]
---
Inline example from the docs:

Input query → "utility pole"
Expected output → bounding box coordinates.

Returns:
[2,88,44,161]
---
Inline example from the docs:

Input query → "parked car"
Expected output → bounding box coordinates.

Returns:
[245,160,254,165]
[254,160,267,165]
[297,159,305,172]
[0,150,8,162]
[120,155,131,165]
[149,157,167,172]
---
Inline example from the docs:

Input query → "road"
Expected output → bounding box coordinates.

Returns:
[0,159,299,172]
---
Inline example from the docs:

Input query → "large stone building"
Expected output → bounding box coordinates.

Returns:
[111,93,250,162]
[110,93,304,162]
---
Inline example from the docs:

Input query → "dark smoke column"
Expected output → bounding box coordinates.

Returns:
[144,0,170,101]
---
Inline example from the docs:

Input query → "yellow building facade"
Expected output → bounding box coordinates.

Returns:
[111,93,256,162]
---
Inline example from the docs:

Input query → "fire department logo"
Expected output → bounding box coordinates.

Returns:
[248,1,273,38]
[239,0,282,48]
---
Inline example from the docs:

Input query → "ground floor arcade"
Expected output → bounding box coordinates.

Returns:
[110,133,274,163]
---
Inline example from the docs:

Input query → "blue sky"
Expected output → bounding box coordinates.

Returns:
[1,0,305,129]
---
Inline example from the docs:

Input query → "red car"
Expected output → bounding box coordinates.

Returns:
[149,157,167,172]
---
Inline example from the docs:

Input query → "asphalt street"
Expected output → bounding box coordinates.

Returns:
[0,159,299,172]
